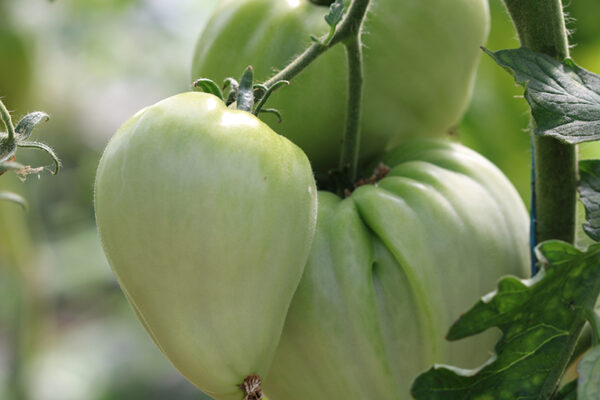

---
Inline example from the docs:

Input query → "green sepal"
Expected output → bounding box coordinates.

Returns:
[14,111,50,140]
[253,80,289,116]
[236,66,254,112]
[258,108,283,123]
[192,78,224,100]
[18,141,61,175]
[222,77,239,106]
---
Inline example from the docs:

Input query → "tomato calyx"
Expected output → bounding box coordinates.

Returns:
[193,66,289,123]
[0,99,60,210]
[0,100,60,176]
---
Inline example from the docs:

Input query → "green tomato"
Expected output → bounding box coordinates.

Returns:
[94,92,318,400]
[264,139,530,399]
[191,0,489,172]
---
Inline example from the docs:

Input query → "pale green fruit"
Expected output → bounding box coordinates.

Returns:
[264,139,529,399]
[95,92,318,400]
[192,0,490,172]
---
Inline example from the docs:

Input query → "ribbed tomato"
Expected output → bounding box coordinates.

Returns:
[264,139,529,399]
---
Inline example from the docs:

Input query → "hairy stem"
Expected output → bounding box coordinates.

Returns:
[338,36,364,191]
[265,0,370,189]
[264,41,328,89]
[264,0,370,88]
[502,0,577,249]
[0,99,16,142]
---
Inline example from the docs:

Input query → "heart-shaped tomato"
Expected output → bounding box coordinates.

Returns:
[95,92,318,400]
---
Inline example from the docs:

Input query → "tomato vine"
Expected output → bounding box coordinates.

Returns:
[259,0,370,192]
[503,0,577,252]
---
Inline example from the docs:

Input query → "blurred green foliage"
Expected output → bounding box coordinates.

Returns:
[1,1,216,399]
[0,2,32,110]
[0,1,599,399]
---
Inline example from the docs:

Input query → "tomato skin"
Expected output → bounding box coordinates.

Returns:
[191,0,489,172]
[94,92,317,400]
[264,139,529,399]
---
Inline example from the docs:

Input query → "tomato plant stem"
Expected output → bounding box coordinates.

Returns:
[338,36,363,189]
[264,0,370,89]
[0,99,16,142]
[502,0,577,248]
[263,0,370,186]
[263,42,327,89]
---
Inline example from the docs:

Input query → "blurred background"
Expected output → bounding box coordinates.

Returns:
[0,0,598,399]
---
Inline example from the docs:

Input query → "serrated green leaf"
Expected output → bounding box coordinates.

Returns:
[411,241,600,400]
[579,160,600,242]
[485,47,600,144]
[578,346,600,399]
[14,111,49,141]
